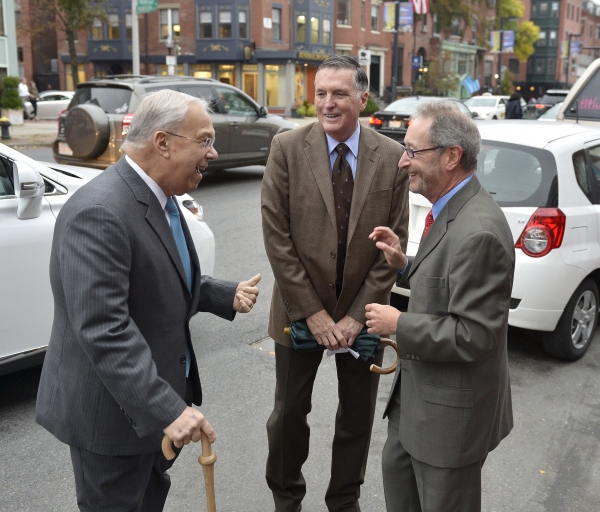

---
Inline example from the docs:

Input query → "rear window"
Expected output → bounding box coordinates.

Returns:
[563,70,600,121]
[72,86,132,114]
[540,92,568,105]
[476,141,558,207]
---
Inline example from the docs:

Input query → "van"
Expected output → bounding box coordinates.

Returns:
[557,58,600,125]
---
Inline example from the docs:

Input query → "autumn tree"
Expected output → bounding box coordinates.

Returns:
[497,0,540,62]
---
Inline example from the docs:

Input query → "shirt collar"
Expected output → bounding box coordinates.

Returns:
[125,155,168,209]
[325,122,361,159]
[431,175,473,220]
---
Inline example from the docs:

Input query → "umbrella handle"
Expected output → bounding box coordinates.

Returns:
[198,431,217,512]
[162,434,177,461]
[370,338,399,375]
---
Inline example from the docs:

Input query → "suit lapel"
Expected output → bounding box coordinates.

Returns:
[304,124,337,229]
[115,158,192,296]
[408,175,482,279]
[348,128,379,243]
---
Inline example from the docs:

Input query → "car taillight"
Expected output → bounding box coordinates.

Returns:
[370,116,382,126]
[535,104,547,109]
[122,112,135,135]
[515,208,566,257]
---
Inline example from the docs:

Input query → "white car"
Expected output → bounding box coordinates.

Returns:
[0,148,215,376]
[463,95,508,120]
[393,121,600,361]
[25,90,75,120]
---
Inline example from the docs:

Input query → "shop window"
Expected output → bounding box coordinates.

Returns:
[337,0,351,26]
[126,14,132,40]
[323,19,331,45]
[311,16,319,44]
[199,11,213,39]
[239,10,248,39]
[218,64,235,85]
[91,18,103,40]
[265,64,287,107]
[297,14,306,42]
[242,64,258,100]
[159,9,180,39]
[371,4,380,32]
[272,8,282,41]
[156,64,184,76]
[219,10,232,38]
[108,14,119,40]
[190,64,212,78]
[65,65,87,91]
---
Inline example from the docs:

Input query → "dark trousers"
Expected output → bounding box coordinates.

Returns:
[69,379,192,512]
[382,389,486,512]
[266,343,383,512]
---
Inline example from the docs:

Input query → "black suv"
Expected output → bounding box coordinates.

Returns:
[53,75,298,170]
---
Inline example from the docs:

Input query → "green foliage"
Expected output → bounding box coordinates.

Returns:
[430,0,473,37]
[306,104,316,116]
[361,98,379,116]
[500,69,515,95]
[0,76,23,110]
[515,21,541,62]
[296,106,307,117]
[413,57,460,97]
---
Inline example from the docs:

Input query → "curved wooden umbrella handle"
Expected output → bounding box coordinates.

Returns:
[162,434,177,461]
[370,338,399,375]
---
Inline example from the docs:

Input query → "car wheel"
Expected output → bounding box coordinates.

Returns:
[492,116,498,120]
[542,278,599,361]
[64,104,110,159]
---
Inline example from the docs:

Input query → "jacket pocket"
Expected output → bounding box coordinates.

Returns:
[418,276,445,288]
[423,383,474,408]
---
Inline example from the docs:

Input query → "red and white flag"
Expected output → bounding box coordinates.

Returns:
[412,0,429,15]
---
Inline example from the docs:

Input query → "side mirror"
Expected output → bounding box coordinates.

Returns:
[471,111,479,118]
[13,161,44,219]
[258,106,268,117]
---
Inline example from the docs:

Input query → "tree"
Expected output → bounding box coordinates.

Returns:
[430,0,474,37]
[497,0,540,62]
[500,69,515,95]
[413,56,460,97]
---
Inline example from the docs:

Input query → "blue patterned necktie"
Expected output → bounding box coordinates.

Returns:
[166,197,193,377]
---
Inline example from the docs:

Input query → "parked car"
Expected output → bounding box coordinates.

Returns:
[0,147,215,376]
[24,90,75,120]
[463,94,509,120]
[393,121,600,361]
[368,96,476,142]
[52,75,297,170]
[538,102,563,121]
[525,89,570,119]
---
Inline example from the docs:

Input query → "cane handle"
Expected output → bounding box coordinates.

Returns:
[284,327,290,336]
[370,338,399,375]
[198,431,217,512]
[161,434,176,461]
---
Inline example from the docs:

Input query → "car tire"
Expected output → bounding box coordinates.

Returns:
[492,116,497,120]
[64,104,110,159]
[542,278,599,361]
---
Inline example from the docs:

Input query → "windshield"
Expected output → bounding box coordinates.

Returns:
[72,86,132,114]
[477,141,558,207]
[539,102,563,120]
[465,98,497,107]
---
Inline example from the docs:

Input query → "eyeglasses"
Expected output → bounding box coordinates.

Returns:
[400,143,444,158]
[164,131,215,150]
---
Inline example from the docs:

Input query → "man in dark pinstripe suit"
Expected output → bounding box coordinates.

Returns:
[36,89,260,511]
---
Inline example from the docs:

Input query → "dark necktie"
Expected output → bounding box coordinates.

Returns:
[422,210,434,240]
[166,197,193,377]
[331,143,353,296]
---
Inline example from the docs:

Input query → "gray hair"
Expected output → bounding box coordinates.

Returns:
[315,55,369,95]
[122,89,210,151]
[411,100,481,173]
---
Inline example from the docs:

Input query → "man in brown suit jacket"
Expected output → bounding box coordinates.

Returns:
[261,56,409,512]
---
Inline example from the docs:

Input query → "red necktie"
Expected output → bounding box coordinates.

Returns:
[422,210,434,240]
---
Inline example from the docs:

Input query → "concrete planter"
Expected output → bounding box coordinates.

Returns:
[1,109,24,126]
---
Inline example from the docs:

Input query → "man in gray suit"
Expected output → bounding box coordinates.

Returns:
[36,89,260,511]
[365,101,514,511]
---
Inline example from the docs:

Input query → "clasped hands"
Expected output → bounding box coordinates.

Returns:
[364,226,405,336]
[306,310,363,351]
[233,273,261,313]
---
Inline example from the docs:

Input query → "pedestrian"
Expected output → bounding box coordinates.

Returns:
[506,92,524,119]
[18,77,30,119]
[261,55,409,512]
[29,81,40,121]
[365,100,514,512]
[35,89,261,511]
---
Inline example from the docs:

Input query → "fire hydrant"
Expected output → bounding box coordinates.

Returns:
[0,116,11,140]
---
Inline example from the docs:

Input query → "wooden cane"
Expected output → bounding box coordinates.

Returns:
[370,337,399,375]
[161,432,218,512]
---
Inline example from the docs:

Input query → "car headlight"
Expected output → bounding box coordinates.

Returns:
[182,199,204,221]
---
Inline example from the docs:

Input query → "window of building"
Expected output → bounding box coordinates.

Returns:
[537,31,547,46]
[272,7,282,41]
[487,0,496,7]
[311,16,319,43]
[219,10,232,38]
[323,18,331,44]
[451,16,460,36]
[547,58,556,74]
[265,64,287,107]
[65,65,87,91]
[159,9,180,39]
[577,6,580,21]
[535,59,545,73]
[297,14,306,42]
[91,18,103,40]
[509,58,519,73]
[126,14,132,39]
[0,2,4,36]
[551,2,559,17]
[337,0,351,26]
[361,1,365,29]
[156,64,184,75]
[217,64,235,84]
[199,11,213,39]
[531,3,537,15]
[239,10,248,38]
[433,13,439,34]
[539,2,548,16]
[108,14,119,40]
[549,30,557,45]
[596,25,600,40]
[242,64,258,100]
[190,64,212,78]
[371,4,380,32]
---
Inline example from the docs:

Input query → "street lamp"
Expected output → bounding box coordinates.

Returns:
[496,17,519,94]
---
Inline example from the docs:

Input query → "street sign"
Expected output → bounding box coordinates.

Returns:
[411,56,423,69]
[399,2,413,29]
[137,0,158,14]
[358,49,371,66]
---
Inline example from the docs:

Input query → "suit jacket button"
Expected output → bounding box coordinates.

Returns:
[330,252,336,258]
[131,421,137,427]
[329,283,334,288]
[180,356,186,365]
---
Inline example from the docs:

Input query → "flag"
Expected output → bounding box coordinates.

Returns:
[502,30,514,53]
[412,0,429,15]
[490,31,501,52]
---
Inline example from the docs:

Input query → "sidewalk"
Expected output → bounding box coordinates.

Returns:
[1,119,58,148]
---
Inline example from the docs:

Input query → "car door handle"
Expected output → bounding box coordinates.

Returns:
[230,122,239,128]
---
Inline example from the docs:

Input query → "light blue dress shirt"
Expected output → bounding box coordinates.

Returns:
[326,122,361,176]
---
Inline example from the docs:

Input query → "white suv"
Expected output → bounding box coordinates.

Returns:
[394,120,600,361]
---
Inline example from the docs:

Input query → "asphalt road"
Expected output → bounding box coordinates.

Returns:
[2,148,600,511]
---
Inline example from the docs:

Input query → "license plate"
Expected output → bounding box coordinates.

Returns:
[388,120,402,128]
[58,142,73,156]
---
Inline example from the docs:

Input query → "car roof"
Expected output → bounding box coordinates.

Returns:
[78,75,220,89]
[477,120,600,147]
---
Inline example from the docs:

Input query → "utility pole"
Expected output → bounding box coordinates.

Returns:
[132,0,140,75]
[497,17,518,94]
[391,1,400,101]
